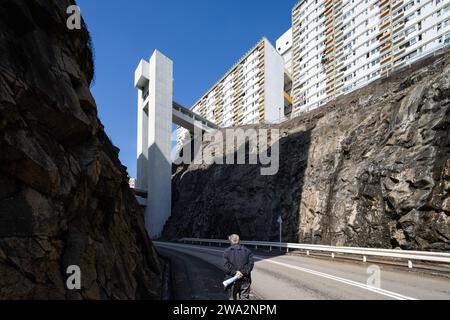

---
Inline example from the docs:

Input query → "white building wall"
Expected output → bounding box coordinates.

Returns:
[276,28,294,74]
[135,50,173,239]
[136,59,150,191]
[136,87,146,189]
[264,39,286,123]
[146,50,173,239]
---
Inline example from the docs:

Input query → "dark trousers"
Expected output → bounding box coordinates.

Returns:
[228,279,251,300]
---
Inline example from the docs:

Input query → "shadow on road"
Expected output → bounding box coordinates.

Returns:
[158,246,228,300]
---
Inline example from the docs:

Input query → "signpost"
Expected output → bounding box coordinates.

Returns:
[277,216,283,244]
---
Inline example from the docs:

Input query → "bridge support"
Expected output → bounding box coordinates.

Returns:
[134,51,218,239]
[135,50,173,239]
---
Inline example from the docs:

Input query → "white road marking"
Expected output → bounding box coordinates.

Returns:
[154,242,418,300]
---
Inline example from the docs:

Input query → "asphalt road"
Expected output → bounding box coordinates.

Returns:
[155,242,450,300]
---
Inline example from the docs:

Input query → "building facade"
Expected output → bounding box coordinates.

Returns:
[291,0,450,115]
[176,38,286,149]
[276,28,294,75]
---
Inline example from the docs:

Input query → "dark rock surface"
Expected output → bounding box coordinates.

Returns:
[0,0,162,299]
[164,52,450,251]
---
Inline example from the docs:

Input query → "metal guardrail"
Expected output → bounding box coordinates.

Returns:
[179,238,450,268]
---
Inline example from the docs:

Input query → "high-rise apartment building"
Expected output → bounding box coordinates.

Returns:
[291,0,450,115]
[176,38,287,148]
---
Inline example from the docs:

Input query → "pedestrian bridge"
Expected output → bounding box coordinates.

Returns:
[172,101,218,133]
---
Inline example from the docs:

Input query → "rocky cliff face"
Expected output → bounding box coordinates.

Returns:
[165,52,450,251]
[0,0,162,299]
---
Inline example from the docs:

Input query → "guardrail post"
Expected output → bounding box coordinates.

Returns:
[255,245,258,250]
[306,250,310,256]
[408,260,413,269]
[331,253,335,259]
[286,248,289,253]
[270,246,272,252]
[363,256,367,263]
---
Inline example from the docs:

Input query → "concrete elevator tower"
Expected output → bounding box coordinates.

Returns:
[134,50,173,239]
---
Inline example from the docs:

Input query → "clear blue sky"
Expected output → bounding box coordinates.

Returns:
[77,0,296,178]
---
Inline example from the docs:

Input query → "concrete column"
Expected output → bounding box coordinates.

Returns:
[136,82,148,191]
[147,51,173,238]
[135,50,173,239]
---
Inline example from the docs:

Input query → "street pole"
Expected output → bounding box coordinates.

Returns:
[279,106,281,123]
[277,216,283,244]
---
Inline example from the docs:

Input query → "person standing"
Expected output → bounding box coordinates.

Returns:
[223,234,254,300]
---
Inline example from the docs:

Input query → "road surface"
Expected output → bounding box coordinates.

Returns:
[155,242,450,300]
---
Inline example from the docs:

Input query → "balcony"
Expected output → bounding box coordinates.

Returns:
[393,48,405,57]
[393,22,404,34]
[325,38,334,46]
[335,50,344,59]
[392,0,403,10]
[392,12,404,22]
[334,0,343,10]
[324,47,334,55]
[325,0,333,8]
[379,0,389,8]
[380,42,392,52]
[325,57,335,65]
[380,56,392,65]
[325,8,333,17]
[326,28,334,36]
[380,8,390,19]
[326,18,334,26]
[335,81,344,89]
[335,30,344,39]
[326,66,335,74]
[379,20,390,30]
[326,87,335,94]
[379,32,391,41]
[393,35,405,45]
[326,77,335,84]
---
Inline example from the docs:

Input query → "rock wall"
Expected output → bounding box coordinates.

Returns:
[0,0,162,299]
[165,52,450,251]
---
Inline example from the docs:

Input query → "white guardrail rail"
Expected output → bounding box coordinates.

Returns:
[179,238,450,269]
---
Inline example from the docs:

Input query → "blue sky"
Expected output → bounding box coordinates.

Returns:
[77,0,297,177]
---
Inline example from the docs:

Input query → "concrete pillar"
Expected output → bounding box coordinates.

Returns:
[135,50,173,239]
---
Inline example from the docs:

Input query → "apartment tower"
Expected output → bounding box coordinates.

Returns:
[176,38,287,149]
[291,0,450,115]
